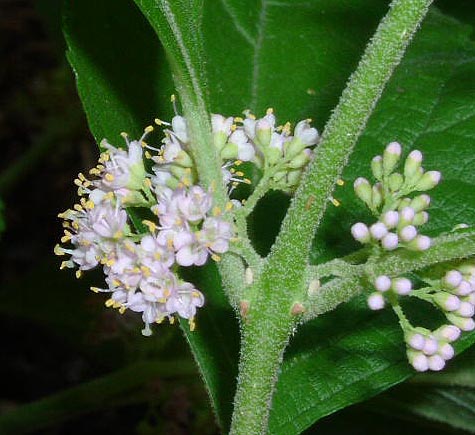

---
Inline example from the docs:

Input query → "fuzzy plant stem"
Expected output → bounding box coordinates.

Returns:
[229,1,434,434]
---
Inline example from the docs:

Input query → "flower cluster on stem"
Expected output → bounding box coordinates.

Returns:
[353,143,474,371]
[55,108,318,335]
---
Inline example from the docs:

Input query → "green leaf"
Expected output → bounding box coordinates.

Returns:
[269,11,475,435]
[371,347,475,433]
[63,0,174,142]
[203,0,389,122]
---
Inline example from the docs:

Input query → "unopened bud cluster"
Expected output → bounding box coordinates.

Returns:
[55,107,318,335]
[352,142,440,252]
[213,108,319,192]
[367,262,475,372]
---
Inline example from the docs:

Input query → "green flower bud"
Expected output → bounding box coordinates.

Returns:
[404,149,423,180]
[354,177,372,207]
[412,211,429,226]
[410,194,430,212]
[397,198,411,210]
[220,142,238,160]
[414,171,441,191]
[255,119,272,148]
[371,183,383,209]
[288,150,311,169]
[284,137,307,160]
[265,147,282,166]
[383,142,402,176]
[388,173,404,192]
[371,155,383,180]
[446,313,475,331]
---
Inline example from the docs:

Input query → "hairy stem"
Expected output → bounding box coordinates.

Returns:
[264,0,435,301]
[302,229,475,321]
[230,1,435,432]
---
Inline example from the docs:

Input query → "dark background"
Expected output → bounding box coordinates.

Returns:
[0,1,474,434]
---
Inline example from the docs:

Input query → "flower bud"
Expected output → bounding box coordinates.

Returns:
[381,232,399,250]
[453,280,472,296]
[371,183,383,209]
[410,194,431,212]
[407,349,429,372]
[294,120,319,146]
[428,355,445,371]
[381,210,399,229]
[405,331,425,351]
[367,292,385,310]
[383,142,402,175]
[438,343,455,360]
[370,222,388,240]
[375,275,392,292]
[434,324,461,342]
[288,149,311,169]
[351,223,370,243]
[255,119,272,147]
[354,177,372,207]
[388,173,404,192]
[406,234,431,251]
[412,211,429,226]
[422,337,439,355]
[446,313,475,331]
[392,277,412,295]
[371,155,383,180]
[398,206,415,226]
[455,301,475,318]
[404,149,423,180]
[399,225,417,242]
[443,270,463,289]
[175,150,194,168]
[414,171,441,191]
[286,169,302,187]
[220,142,239,160]
[434,293,461,312]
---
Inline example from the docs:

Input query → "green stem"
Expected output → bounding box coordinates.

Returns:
[264,0,434,302]
[230,286,295,435]
[230,2,434,432]
[302,229,475,321]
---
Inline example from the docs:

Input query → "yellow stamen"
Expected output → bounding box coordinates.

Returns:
[336,178,345,186]
[142,220,158,232]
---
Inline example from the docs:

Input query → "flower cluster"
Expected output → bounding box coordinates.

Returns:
[351,142,439,252]
[212,108,319,192]
[368,263,475,372]
[56,125,233,336]
[355,143,475,371]
[56,106,319,335]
